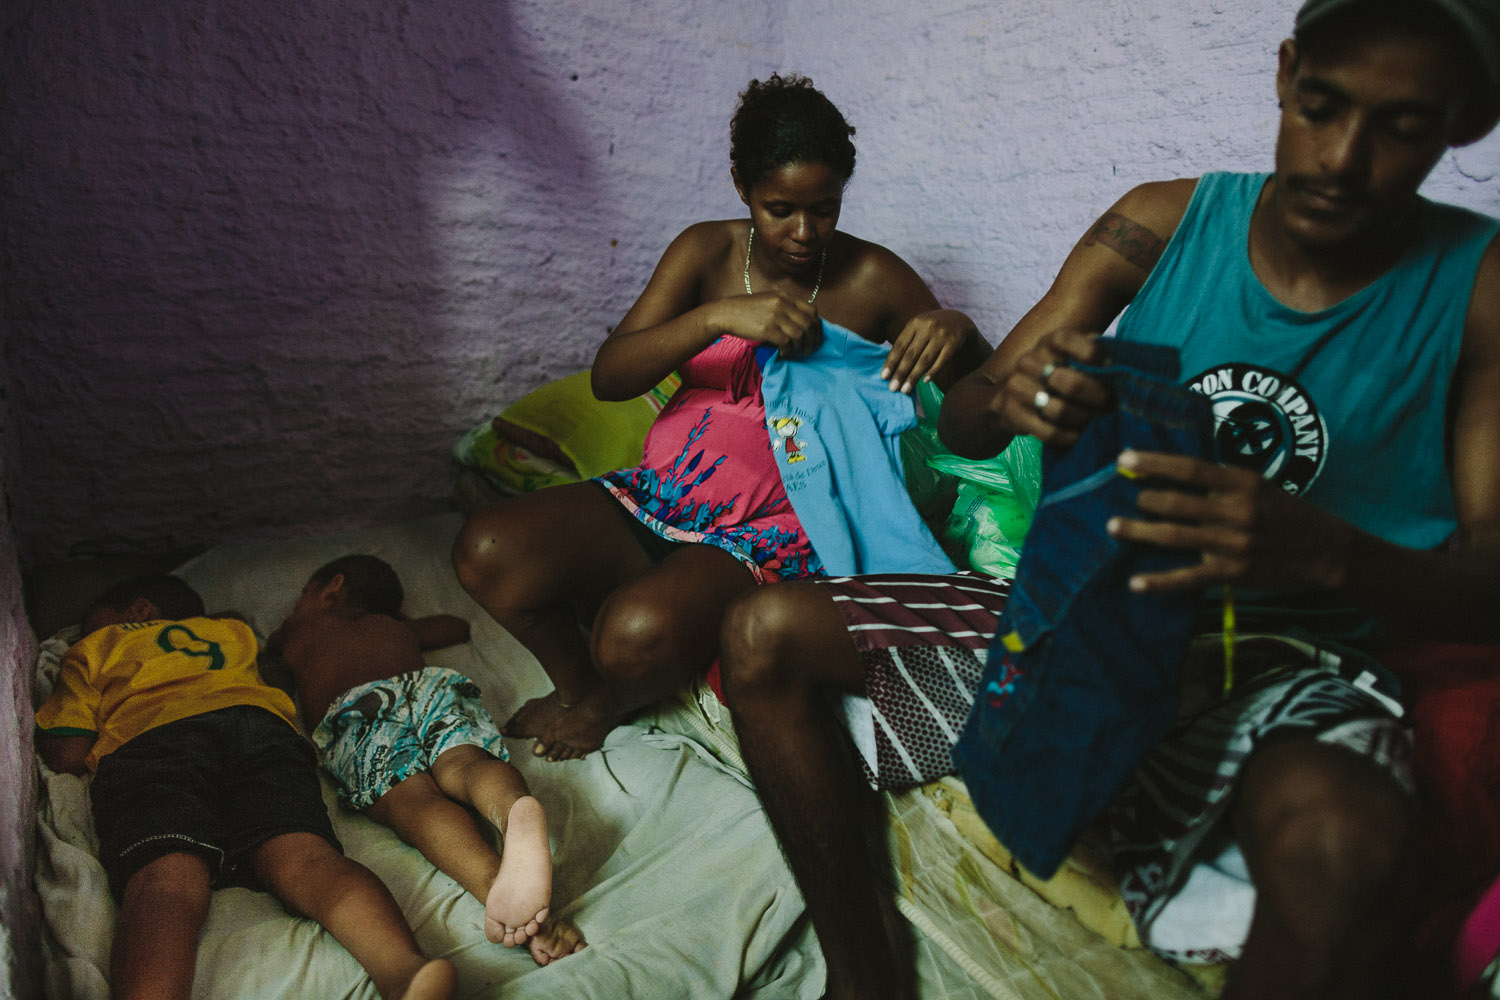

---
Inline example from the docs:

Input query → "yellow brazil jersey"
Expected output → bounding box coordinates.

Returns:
[34,616,298,772]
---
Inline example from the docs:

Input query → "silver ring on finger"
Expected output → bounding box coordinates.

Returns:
[1033,389,1051,412]
[1038,361,1058,387]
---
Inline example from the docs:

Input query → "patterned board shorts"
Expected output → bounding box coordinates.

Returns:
[312,666,511,810]
[817,572,1414,963]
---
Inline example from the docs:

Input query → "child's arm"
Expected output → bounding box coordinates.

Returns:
[405,614,471,651]
[36,644,101,775]
[37,732,92,775]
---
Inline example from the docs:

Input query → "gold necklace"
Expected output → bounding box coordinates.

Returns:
[743,226,826,303]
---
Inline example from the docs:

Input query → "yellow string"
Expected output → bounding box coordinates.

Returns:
[1221,585,1236,698]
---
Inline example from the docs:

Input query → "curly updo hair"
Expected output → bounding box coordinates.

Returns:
[730,73,857,191]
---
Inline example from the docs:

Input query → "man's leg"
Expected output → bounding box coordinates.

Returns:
[253,831,455,1000]
[110,852,212,1000]
[1227,735,1420,1000]
[720,582,917,1000]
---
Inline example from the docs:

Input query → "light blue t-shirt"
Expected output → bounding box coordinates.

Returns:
[757,321,955,576]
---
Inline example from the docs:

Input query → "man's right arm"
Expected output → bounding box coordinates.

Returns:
[938,179,1197,458]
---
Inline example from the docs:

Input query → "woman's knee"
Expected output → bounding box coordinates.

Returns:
[451,505,521,597]
[591,597,691,686]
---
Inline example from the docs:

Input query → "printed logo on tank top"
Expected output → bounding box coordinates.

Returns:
[1186,363,1327,495]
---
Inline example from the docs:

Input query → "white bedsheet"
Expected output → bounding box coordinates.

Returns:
[34,512,823,1000]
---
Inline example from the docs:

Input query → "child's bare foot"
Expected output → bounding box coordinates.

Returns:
[501,691,573,740]
[532,693,622,761]
[528,916,587,966]
[485,796,552,947]
[396,958,457,1000]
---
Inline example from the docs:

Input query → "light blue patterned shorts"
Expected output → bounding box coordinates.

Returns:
[312,666,510,810]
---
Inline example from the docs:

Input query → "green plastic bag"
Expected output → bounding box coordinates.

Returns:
[899,380,960,522]
[929,435,1042,579]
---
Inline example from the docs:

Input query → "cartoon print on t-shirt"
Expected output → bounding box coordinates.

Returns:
[768,415,808,463]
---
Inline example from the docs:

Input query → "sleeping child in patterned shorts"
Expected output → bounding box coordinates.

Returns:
[268,554,585,964]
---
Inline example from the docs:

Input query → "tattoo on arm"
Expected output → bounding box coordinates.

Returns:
[1084,212,1167,272]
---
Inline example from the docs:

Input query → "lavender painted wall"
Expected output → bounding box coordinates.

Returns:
[1,321,42,994]
[3,0,1498,566]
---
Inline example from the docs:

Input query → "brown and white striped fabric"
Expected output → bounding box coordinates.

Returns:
[817,571,1010,790]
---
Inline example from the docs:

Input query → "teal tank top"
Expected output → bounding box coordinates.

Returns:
[1117,172,1498,550]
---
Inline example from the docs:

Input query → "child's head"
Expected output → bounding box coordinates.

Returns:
[81,574,205,636]
[307,555,404,617]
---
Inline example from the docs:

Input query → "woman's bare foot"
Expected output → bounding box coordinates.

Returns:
[395,958,457,1000]
[485,796,552,947]
[501,691,574,740]
[528,917,587,966]
[532,693,625,761]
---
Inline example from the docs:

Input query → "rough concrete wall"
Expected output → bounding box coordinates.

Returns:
[3,0,1499,563]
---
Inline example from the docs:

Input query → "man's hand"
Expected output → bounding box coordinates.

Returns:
[991,329,1112,448]
[1105,449,1355,593]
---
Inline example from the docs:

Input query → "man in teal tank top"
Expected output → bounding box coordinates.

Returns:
[717,1,1500,998]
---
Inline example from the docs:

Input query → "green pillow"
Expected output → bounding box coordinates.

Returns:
[454,370,680,493]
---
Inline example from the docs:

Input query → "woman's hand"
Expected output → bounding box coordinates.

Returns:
[1106,449,1354,593]
[991,329,1112,448]
[881,309,974,392]
[713,291,822,358]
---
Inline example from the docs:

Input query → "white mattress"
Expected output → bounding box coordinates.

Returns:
[33,513,823,999]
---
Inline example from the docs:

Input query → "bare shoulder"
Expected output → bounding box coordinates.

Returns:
[1112,178,1198,230]
[835,231,921,282]
[814,232,941,342]
[664,219,742,265]
[641,219,743,298]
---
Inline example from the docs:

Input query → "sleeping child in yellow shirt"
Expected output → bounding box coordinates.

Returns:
[34,573,456,1000]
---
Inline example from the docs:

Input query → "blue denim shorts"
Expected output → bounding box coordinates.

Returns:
[953,340,1216,878]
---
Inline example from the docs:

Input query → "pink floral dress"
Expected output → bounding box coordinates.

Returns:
[595,335,822,582]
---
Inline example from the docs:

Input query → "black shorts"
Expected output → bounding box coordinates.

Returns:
[591,480,685,564]
[90,705,342,900]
